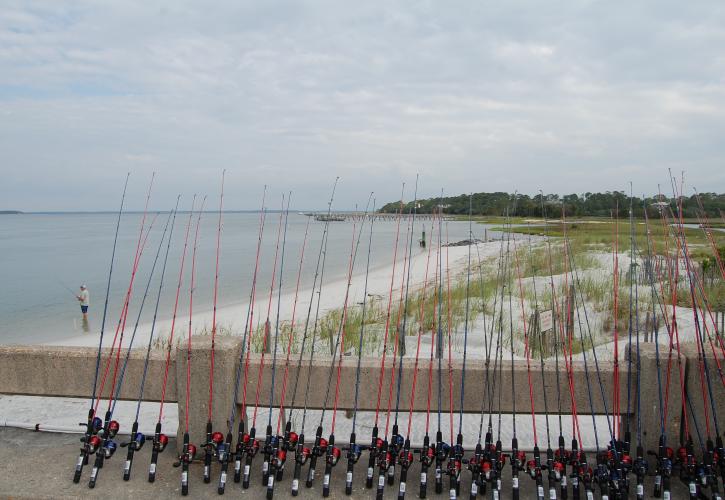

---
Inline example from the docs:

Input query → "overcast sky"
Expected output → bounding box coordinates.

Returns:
[1,1,724,211]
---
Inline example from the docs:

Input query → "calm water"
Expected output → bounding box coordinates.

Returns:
[0,212,494,345]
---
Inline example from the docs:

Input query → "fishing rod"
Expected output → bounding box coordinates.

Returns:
[315,193,373,497]
[203,171,225,488]
[653,184,697,499]
[399,200,435,500]
[669,178,724,500]
[174,196,206,496]
[88,180,157,489]
[108,208,175,484]
[366,184,404,492]
[121,197,180,482]
[344,198,376,496]
[265,207,311,499]
[260,193,292,494]
[510,210,543,500]
[379,178,417,497]
[242,194,287,489]
[226,187,267,487]
[642,202,675,500]
[470,219,506,500]
[286,179,337,497]
[149,195,197,483]
[74,172,129,484]
[420,208,442,499]
[92,174,156,423]
[526,221,555,500]
[376,188,415,500]
[445,194,474,500]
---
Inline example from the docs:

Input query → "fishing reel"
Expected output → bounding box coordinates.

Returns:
[325,443,342,467]
[294,439,311,466]
[102,440,118,459]
[346,442,363,464]
[271,442,288,471]
[312,436,329,460]
[106,420,120,439]
[419,439,435,468]
[513,450,527,471]
[526,459,541,480]
[243,432,260,459]
[121,431,146,451]
[151,433,169,453]
[173,443,197,467]
[83,435,103,455]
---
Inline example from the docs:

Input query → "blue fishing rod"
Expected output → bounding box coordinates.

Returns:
[226,187,267,487]
[261,192,292,493]
[385,176,418,495]
[287,179,337,497]
[116,202,178,481]
[344,198,376,496]
[309,193,373,497]
[445,194,473,500]
[74,173,129,484]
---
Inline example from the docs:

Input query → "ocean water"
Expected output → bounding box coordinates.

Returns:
[0,212,495,345]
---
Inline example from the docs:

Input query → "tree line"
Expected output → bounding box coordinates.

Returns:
[378,191,725,219]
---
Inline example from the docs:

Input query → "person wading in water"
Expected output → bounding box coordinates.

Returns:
[77,284,90,330]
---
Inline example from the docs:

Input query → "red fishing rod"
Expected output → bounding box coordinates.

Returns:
[242,194,286,489]
[203,171,225,488]
[366,184,405,491]
[398,204,435,500]
[378,192,415,500]
[88,175,156,489]
[174,196,206,496]
[261,193,293,493]
[149,195,196,483]
[74,172,129,484]
[266,212,310,499]
[316,193,373,497]
[227,187,267,486]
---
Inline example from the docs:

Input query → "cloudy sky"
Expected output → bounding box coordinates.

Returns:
[1,1,724,211]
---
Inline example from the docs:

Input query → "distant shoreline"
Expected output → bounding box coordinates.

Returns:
[0,210,22,215]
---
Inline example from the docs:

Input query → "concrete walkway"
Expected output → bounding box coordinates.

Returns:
[0,428,691,499]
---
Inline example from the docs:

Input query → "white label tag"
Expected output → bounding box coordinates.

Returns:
[346,472,352,483]
[549,487,557,499]
[493,490,499,500]
[367,466,373,479]
[204,465,209,476]
[379,475,385,487]
[124,460,130,473]
[263,461,269,473]
[220,471,226,487]
[637,484,644,496]
[561,475,566,487]
[234,460,241,473]
[436,469,442,480]
[586,491,594,500]
[471,482,477,496]
[690,483,697,495]
[90,467,98,480]
[400,481,406,493]
[309,469,315,481]
[496,479,501,490]
[421,471,427,484]
[449,488,456,499]
[512,477,519,488]
[76,456,83,468]
[664,492,671,500]
[571,477,578,487]
[244,464,250,477]
[388,466,394,477]
[268,475,274,488]
[324,474,330,487]
[149,463,156,474]
[292,478,299,491]
[655,476,662,486]
[602,495,609,500]
[538,485,544,498]
[181,471,188,484]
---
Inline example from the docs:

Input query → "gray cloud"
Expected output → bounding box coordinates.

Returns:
[1,0,724,211]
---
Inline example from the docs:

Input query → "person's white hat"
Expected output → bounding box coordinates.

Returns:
[80,284,86,289]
